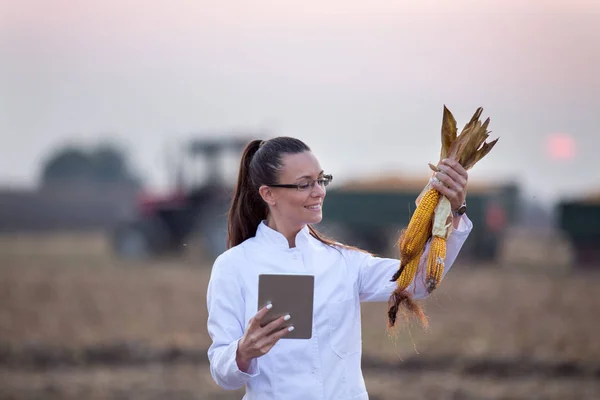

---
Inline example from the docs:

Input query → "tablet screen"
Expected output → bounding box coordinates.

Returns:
[257,274,314,339]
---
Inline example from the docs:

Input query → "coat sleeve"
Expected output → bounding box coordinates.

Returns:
[354,214,473,302]
[206,250,260,390]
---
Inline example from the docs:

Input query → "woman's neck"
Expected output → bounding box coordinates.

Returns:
[266,215,302,248]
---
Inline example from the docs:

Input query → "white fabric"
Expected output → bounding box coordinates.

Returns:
[206,215,473,399]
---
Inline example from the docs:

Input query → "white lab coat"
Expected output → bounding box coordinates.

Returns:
[206,215,473,399]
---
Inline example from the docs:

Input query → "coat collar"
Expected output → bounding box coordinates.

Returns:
[255,220,312,250]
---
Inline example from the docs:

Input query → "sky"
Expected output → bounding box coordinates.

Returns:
[1,0,599,206]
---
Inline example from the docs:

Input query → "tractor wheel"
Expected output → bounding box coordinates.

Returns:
[112,218,169,260]
[194,203,229,262]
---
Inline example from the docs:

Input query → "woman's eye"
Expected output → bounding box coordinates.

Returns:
[298,183,311,190]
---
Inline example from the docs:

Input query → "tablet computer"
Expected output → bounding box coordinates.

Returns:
[257,274,314,339]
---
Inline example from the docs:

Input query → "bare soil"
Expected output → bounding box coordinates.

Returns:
[1,233,599,399]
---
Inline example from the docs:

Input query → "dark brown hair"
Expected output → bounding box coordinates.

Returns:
[227,137,366,252]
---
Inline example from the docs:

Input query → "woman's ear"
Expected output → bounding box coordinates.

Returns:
[259,185,276,207]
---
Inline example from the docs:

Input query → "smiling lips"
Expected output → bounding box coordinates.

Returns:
[304,204,321,211]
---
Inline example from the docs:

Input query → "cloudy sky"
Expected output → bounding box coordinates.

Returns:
[1,0,599,205]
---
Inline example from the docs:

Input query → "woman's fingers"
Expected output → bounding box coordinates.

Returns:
[239,305,296,361]
[434,160,469,210]
[263,314,291,336]
[249,302,273,330]
[431,180,458,202]
[442,158,468,181]
[438,164,466,191]
[270,324,294,342]
[256,325,294,355]
[435,167,465,194]
[250,309,290,342]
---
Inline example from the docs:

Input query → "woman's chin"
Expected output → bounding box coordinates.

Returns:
[307,213,323,224]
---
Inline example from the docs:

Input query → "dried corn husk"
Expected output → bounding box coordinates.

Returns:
[388,105,499,330]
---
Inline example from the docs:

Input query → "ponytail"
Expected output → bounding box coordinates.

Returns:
[227,140,267,248]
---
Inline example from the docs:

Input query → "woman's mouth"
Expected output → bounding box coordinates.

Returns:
[304,204,322,211]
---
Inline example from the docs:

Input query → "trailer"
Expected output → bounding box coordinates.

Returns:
[556,199,600,267]
[317,181,520,262]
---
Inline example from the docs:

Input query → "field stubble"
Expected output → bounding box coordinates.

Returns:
[0,233,599,399]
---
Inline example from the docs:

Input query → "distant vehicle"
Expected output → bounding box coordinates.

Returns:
[556,197,600,267]
[111,135,253,260]
[317,180,519,262]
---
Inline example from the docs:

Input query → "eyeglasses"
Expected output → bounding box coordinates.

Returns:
[269,174,333,192]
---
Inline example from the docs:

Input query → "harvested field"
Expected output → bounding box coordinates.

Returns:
[1,233,599,399]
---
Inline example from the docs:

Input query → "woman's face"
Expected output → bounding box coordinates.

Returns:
[269,151,327,228]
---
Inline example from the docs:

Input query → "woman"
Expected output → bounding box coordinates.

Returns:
[206,137,472,399]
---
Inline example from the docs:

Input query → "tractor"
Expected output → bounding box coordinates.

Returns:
[111,135,253,261]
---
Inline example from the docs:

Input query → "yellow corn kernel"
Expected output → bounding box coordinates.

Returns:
[399,188,440,260]
[425,235,447,293]
[396,250,422,290]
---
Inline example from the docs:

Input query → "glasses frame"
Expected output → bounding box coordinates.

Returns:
[268,174,333,192]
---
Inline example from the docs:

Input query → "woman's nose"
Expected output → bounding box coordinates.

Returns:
[311,182,326,196]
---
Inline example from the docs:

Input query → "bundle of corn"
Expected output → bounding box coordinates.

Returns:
[387,106,499,329]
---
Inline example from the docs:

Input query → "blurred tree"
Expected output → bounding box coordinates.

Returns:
[40,146,94,185]
[89,144,142,187]
[40,142,142,188]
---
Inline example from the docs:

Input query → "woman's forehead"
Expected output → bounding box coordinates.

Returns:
[279,151,322,179]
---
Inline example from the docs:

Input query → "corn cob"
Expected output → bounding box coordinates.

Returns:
[395,247,422,290]
[391,185,445,284]
[423,191,453,292]
[399,188,439,262]
[425,236,446,292]
[390,188,438,283]
[387,105,499,329]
